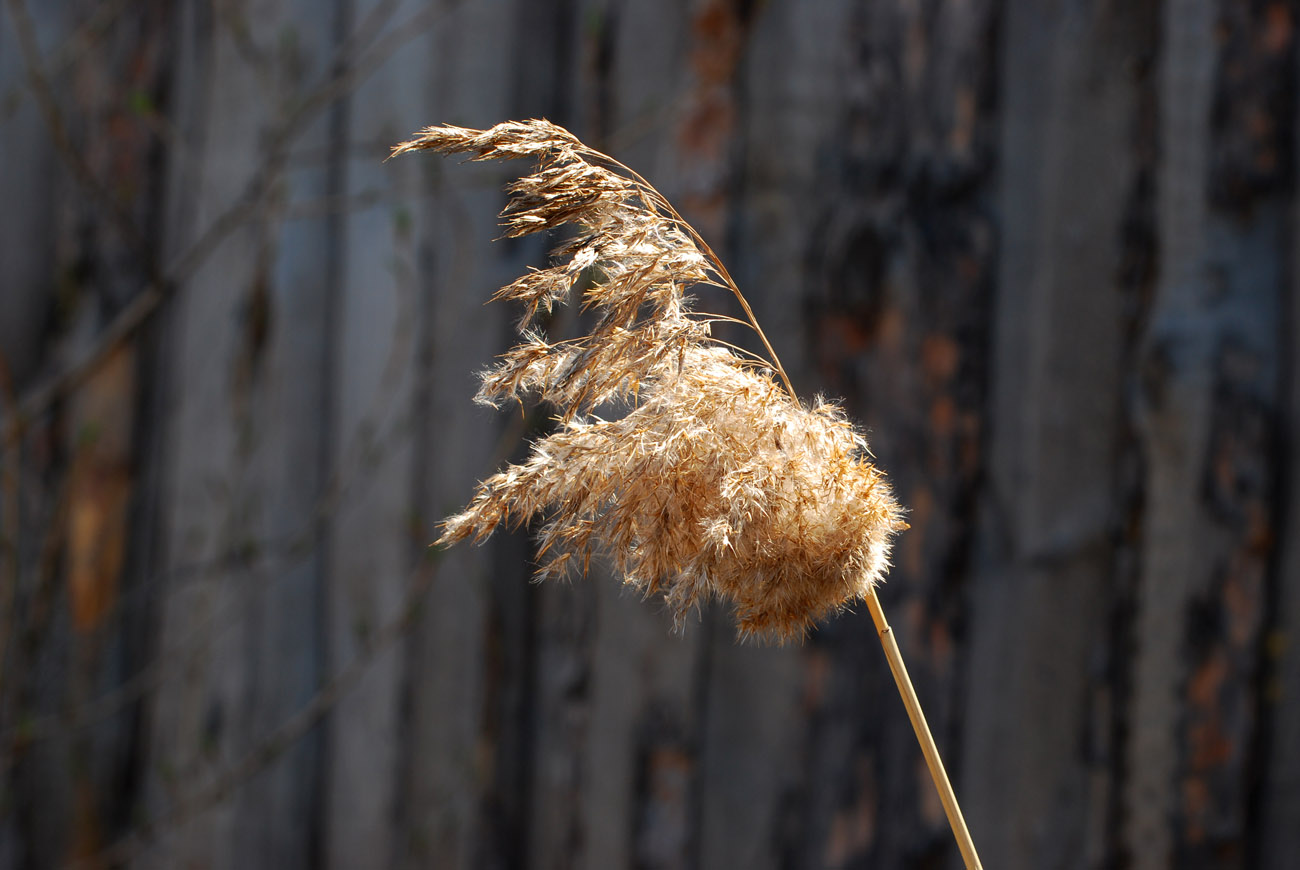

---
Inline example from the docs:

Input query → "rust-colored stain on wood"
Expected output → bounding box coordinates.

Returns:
[928,618,954,676]
[1182,775,1211,844]
[1185,651,1231,764]
[823,758,877,867]
[1262,3,1293,54]
[66,345,135,632]
[948,85,977,154]
[69,780,103,864]
[1210,0,1295,209]
[801,647,832,712]
[928,395,956,441]
[688,1,747,95]
[814,313,874,362]
[677,0,753,236]
[920,334,961,386]
[1181,662,1238,845]
[1224,538,1267,648]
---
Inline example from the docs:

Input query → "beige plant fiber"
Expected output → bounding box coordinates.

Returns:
[393,119,907,641]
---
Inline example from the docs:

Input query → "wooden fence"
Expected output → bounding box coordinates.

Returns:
[2,1,1297,868]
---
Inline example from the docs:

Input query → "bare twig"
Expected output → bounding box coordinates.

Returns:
[3,0,152,261]
[278,186,390,221]
[0,0,460,442]
[0,349,470,762]
[0,0,134,111]
[76,559,441,869]
[1,284,164,444]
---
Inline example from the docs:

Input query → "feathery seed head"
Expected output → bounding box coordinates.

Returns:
[395,120,906,641]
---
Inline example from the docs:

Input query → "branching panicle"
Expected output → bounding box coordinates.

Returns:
[394,120,906,640]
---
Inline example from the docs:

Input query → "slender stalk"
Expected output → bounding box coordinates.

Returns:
[864,589,982,870]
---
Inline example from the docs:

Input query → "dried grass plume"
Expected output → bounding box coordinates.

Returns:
[393,120,906,640]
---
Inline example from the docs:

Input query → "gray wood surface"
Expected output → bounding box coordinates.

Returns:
[2,1,1298,869]
[143,3,340,867]
[964,2,1144,868]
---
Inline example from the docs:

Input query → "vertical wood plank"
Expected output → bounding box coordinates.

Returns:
[779,0,999,866]
[1,0,171,865]
[0,2,81,863]
[389,2,531,868]
[694,2,850,868]
[1161,2,1290,866]
[510,6,602,868]
[1262,34,1300,864]
[962,2,1150,868]
[569,6,706,870]
[1125,0,1291,867]
[1262,170,1300,870]
[1126,1,1224,866]
[0,1,59,387]
[322,1,425,864]
[143,1,341,866]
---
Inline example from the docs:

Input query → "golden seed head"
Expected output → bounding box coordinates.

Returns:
[395,120,906,641]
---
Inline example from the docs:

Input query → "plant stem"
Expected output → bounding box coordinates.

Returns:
[864,588,982,870]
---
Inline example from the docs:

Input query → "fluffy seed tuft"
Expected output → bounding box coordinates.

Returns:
[394,120,907,641]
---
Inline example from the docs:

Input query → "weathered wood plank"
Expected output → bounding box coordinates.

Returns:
[569,6,704,870]
[0,3,79,865]
[768,0,998,866]
[1124,2,1289,868]
[495,5,593,868]
[1166,2,1290,866]
[1262,22,1300,860]
[963,2,1150,868]
[0,1,59,388]
[322,1,432,865]
[383,2,535,868]
[691,3,883,863]
[1262,186,1300,868]
[7,3,1300,869]
[143,1,341,866]
[0,1,170,865]
[697,2,851,868]
[1124,8,1218,858]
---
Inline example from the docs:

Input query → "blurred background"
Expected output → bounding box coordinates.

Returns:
[1,0,1297,868]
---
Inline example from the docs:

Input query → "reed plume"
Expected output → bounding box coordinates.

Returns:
[394,120,982,869]
[392,120,905,640]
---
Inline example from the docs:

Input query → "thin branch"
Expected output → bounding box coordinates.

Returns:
[3,0,152,262]
[1,284,164,443]
[0,360,438,760]
[277,186,390,221]
[76,559,441,869]
[0,0,133,110]
[0,1,459,441]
